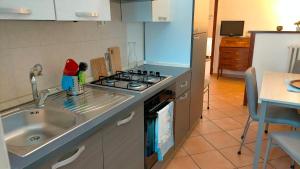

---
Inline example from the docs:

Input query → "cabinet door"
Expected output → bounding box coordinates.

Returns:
[103,105,144,169]
[152,0,170,22]
[55,0,111,21]
[0,0,55,20]
[34,131,103,169]
[190,33,207,128]
[175,91,190,147]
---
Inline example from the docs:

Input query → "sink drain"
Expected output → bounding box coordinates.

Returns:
[27,135,42,144]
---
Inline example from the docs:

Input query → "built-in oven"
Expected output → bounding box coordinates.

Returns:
[144,89,175,169]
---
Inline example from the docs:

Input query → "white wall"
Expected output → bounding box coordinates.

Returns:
[194,0,210,34]
[252,33,300,94]
[0,2,144,111]
[213,0,300,73]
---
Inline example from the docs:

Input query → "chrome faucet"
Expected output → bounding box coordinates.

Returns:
[29,64,60,107]
[29,64,49,107]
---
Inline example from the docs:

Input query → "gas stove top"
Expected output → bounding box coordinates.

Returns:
[89,70,169,92]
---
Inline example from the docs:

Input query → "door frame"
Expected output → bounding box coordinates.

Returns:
[210,0,219,74]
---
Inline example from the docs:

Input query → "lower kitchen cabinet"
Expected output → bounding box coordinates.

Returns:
[32,131,103,169]
[174,91,190,147]
[102,105,144,169]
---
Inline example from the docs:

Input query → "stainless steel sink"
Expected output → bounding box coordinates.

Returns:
[1,86,133,158]
[2,108,78,156]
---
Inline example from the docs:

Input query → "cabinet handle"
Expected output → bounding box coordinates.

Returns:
[158,16,168,21]
[180,81,188,88]
[0,7,31,15]
[117,112,135,126]
[179,93,188,100]
[75,12,99,17]
[51,146,86,169]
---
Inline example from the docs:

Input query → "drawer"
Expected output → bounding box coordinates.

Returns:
[221,63,248,71]
[33,131,103,169]
[176,71,191,97]
[175,91,190,147]
[102,105,144,169]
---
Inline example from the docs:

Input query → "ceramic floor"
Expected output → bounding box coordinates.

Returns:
[166,75,300,169]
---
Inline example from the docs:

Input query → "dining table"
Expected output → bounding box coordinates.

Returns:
[253,71,300,169]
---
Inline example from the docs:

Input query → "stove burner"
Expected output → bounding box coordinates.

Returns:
[129,82,142,87]
[103,79,118,86]
[128,82,147,90]
[144,76,160,83]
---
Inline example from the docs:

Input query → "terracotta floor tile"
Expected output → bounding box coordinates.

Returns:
[222,107,248,117]
[190,128,201,137]
[219,146,262,167]
[196,120,222,135]
[203,109,230,120]
[227,128,267,144]
[269,156,300,169]
[191,150,235,169]
[166,156,200,169]
[246,140,287,160]
[183,136,215,155]
[203,131,240,149]
[232,115,250,125]
[174,148,188,158]
[268,124,292,132]
[212,118,243,131]
[238,163,274,169]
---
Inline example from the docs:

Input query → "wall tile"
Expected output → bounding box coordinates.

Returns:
[0,2,144,111]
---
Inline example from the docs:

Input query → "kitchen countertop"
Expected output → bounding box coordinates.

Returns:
[8,64,190,169]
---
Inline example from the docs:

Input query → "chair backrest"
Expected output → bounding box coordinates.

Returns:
[244,67,258,118]
[288,46,300,73]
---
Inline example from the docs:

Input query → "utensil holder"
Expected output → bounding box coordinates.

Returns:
[67,76,84,96]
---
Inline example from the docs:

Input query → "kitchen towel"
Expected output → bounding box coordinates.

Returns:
[155,101,174,161]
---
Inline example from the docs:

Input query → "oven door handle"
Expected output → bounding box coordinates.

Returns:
[149,99,173,114]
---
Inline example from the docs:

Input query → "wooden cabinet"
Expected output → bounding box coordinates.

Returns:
[174,91,190,147]
[55,0,111,21]
[102,105,144,169]
[218,37,251,78]
[33,131,103,169]
[0,0,55,20]
[121,0,170,22]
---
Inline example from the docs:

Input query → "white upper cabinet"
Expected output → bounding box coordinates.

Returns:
[0,0,55,20]
[54,0,111,21]
[121,0,171,22]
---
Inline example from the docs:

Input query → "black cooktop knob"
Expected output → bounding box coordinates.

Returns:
[143,71,148,75]
[150,71,154,76]
[156,72,160,77]
[137,70,142,74]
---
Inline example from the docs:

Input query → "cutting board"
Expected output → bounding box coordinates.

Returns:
[108,47,122,73]
[90,57,108,80]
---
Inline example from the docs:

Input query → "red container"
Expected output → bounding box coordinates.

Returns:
[63,59,79,76]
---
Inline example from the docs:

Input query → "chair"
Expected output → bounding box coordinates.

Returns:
[263,131,300,169]
[288,46,300,73]
[237,67,300,154]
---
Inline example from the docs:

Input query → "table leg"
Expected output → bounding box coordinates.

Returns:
[253,101,267,169]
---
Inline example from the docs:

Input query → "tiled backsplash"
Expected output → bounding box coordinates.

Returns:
[0,2,144,111]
